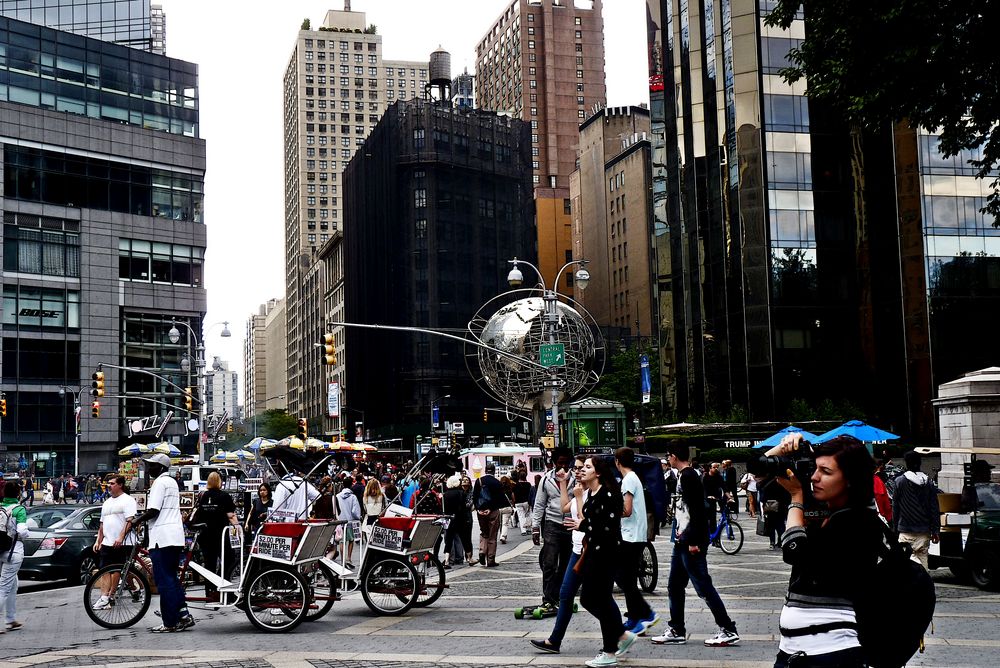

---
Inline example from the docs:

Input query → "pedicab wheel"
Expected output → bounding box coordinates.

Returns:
[639,541,658,593]
[412,554,446,608]
[361,556,419,615]
[84,565,151,629]
[244,566,310,632]
[718,521,744,555]
[302,561,337,622]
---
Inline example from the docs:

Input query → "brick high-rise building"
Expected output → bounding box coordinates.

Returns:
[475,0,606,298]
[570,105,654,342]
[282,5,427,425]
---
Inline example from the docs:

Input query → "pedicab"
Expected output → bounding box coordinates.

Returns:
[324,448,460,615]
[83,446,339,633]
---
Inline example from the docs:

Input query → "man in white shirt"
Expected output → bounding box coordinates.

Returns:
[132,453,193,633]
[91,475,137,610]
[269,471,319,522]
[615,447,659,636]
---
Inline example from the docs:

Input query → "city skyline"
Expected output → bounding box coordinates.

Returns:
[153,0,649,387]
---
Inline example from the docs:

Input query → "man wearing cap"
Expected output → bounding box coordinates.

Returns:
[132,453,193,632]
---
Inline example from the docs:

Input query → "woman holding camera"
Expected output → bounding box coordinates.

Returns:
[766,434,884,668]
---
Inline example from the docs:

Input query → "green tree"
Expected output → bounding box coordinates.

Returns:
[252,409,298,440]
[592,343,662,424]
[766,1,1000,221]
[301,18,311,30]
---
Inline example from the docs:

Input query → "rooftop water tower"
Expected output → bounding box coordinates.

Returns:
[426,46,452,105]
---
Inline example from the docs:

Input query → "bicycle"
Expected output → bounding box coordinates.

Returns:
[709,502,744,555]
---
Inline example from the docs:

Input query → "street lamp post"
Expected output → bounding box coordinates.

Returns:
[506,258,590,450]
[58,385,85,476]
[168,319,231,463]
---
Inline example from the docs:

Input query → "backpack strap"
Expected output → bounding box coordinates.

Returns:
[779,621,858,637]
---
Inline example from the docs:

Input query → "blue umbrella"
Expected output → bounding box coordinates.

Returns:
[815,420,900,444]
[753,426,821,449]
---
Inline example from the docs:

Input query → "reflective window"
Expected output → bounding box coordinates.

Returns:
[118,239,204,287]
[2,285,79,328]
[764,94,809,133]
[761,37,801,75]
[768,151,812,190]
[3,224,80,277]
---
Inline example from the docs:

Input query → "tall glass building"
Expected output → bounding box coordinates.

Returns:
[0,0,164,53]
[644,0,997,438]
[0,15,205,475]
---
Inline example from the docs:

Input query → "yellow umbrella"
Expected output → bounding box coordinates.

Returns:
[275,436,306,450]
[303,437,327,451]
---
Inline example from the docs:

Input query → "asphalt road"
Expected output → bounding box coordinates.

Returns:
[8,522,999,668]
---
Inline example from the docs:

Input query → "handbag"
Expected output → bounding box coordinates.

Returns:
[756,514,768,536]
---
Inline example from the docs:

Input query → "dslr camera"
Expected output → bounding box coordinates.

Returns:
[746,440,825,515]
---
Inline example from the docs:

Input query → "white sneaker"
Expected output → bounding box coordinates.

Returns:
[585,651,618,667]
[650,627,686,644]
[704,628,740,647]
[93,595,111,610]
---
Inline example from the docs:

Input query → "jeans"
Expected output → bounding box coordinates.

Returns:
[539,521,573,606]
[0,549,24,624]
[615,540,653,622]
[580,552,625,653]
[514,502,532,532]
[150,546,186,628]
[499,507,513,542]
[774,647,867,667]
[548,550,582,648]
[667,543,734,635]
[476,510,501,562]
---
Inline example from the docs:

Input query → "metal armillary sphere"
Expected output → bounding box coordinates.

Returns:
[465,289,605,411]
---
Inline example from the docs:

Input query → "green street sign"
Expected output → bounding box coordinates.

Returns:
[540,343,566,368]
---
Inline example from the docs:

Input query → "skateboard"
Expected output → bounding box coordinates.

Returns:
[514,602,578,619]
[914,447,1000,455]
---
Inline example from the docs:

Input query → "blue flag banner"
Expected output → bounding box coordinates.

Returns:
[640,354,651,404]
[432,405,440,428]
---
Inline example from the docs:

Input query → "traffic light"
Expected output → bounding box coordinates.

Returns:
[227,419,233,433]
[184,387,194,412]
[483,409,488,423]
[91,370,105,398]
[0,396,6,417]
[321,333,336,365]
[91,400,101,418]
[297,418,308,440]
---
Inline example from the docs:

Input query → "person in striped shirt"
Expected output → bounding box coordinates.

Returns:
[766,434,884,668]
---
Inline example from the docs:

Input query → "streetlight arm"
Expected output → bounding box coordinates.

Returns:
[552,259,589,293]
[97,362,195,399]
[326,321,549,371]
[507,258,545,289]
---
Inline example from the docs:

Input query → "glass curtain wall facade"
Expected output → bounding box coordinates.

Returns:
[645,0,864,423]
[0,0,160,52]
[0,16,197,135]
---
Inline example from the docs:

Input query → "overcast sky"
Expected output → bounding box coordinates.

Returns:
[154,0,649,394]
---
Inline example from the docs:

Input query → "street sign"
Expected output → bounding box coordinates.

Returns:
[452,422,465,435]
[540,343,566,367]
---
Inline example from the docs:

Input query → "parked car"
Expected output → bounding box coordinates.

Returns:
[25,505,75,530]
[20,505,102,585]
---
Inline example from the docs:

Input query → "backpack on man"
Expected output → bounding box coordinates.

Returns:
[856,522,936,668]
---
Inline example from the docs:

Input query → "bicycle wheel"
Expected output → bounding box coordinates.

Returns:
[84,565,151,629]
[361,556,418,615]
[639,542,658,592]
[718,521,744,555]
[244,566,309,633]
[302,562,337,622]
[413,554,446,608]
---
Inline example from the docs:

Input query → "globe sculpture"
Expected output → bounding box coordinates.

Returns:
[466,292,604,410]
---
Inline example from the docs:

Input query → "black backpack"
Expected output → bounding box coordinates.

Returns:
[856,522,936,668]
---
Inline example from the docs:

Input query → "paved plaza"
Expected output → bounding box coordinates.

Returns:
[8,528,1000,668]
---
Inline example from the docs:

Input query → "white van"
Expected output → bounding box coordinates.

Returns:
[169,464,245,492]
